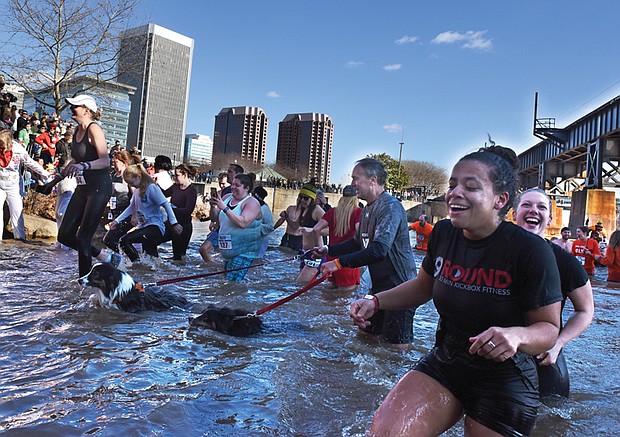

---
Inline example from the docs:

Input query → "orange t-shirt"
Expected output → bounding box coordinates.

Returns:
[409,221,434,251]
[572,238,600,275]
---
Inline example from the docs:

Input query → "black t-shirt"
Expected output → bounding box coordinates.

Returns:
[422,220,563,339]
[549,241,589,321]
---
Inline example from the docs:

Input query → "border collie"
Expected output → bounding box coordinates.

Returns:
[189,305,263,336]
[78,262,188,312]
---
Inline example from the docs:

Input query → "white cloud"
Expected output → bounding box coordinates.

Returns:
[345,61,365,68]
[395,35,418,45]
[431,30,493,51]
[266,90,281,98]
[383,123,403,133]
[383,64,402,71]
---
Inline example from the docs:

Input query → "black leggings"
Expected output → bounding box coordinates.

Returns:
[58,179,112,277]
[103,217,134,253]
[160,221,193,260]
[119,225,163,262]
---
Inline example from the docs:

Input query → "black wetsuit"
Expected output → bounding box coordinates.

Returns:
[416,220,563,436]
[57,123,112,276]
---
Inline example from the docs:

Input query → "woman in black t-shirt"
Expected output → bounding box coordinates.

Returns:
[513,188,594,399]
[350,146,563,436]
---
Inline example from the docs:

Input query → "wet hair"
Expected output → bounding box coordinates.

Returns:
[113,150,134,167]
[175,163,197,179]
[459,145,520,218]
[154,155,173,171]
[234,173,254,192]
[608,230,620,248]
[123,164,154,196]
[355,157,388,185]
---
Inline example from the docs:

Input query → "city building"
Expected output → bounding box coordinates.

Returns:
[184,133,213,167]
[118,23,194,162]
[213,106,268,165]
[23,76,134,146]
[276,113,333,184]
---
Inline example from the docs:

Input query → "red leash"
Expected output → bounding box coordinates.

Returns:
[142,255,300,288]
[236,272,329,319]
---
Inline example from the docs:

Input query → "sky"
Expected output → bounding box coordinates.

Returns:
[135,0,620,184]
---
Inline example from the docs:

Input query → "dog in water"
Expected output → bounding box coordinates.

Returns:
[78,262,187,312]
[189,305,263,336]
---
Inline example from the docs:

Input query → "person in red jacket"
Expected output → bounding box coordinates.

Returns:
[571,225,600,275]
[595,230,620,282]
[34,125,57,165]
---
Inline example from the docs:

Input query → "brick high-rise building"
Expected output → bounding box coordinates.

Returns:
[118,24,193,162]
[276,113,333,184]
[213,106,267,165]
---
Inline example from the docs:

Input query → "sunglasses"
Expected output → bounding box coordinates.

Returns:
[299,195,311,201]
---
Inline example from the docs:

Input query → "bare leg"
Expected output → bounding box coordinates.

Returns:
[369,370,463,437]
[199,240,214,262]
[464,416,504,437]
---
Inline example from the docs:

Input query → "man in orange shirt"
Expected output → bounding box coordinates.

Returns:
[409,213,433,251]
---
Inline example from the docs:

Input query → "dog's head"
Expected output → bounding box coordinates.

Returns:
[78,263,135,306]
[189,305,263,336]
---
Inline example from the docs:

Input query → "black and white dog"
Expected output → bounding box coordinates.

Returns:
[189,305,263,336]
[78,263,188,312]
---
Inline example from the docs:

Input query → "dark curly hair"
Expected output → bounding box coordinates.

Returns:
[459,145,520,218]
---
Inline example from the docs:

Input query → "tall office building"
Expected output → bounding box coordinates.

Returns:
[276,113,333,184]
[118,24,193,162]
[213,106,268,165]
[184,133,213,166]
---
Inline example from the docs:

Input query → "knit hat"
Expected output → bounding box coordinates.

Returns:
[342,185,356,197]
[299,183,317,200]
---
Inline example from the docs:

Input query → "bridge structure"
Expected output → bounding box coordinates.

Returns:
[518,93,620,196]
[518,93,620,232]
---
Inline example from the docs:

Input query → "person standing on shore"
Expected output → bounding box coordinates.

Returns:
[317,158,417,349]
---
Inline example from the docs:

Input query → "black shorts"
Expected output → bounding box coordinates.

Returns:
[280,233,302,251]
[362,308,415,344]
[414,334,539,436]
[537,348,570,399]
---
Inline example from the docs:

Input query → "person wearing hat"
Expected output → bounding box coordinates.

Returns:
[41,94,119,276]
[34,124,56,166]
[252,186,274,258]
[409,213,434,251]
[307,185,362,291]
[588,220,607,240]
[274,183,325,253]
[315,158,417,349]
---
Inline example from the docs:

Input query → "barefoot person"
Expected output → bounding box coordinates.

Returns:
[349,146,563,436]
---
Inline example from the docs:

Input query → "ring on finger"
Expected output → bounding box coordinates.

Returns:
[487,340,496,349]
[501,353,508,360]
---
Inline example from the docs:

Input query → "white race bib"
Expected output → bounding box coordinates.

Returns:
[75,171,86,185]
[219,235,233,250]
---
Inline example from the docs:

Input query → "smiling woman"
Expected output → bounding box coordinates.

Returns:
[349,146,564,436]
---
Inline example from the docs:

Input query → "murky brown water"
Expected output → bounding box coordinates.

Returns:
[1,222,618,436]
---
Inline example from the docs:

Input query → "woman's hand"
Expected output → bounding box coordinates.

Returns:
[469,327,520,362]
[350,298,375,328]
[172,223,183,236]
[109,221,118,230]
[536,342,561,366]
[62,163,85,178]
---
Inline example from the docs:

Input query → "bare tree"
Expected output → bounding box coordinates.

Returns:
[0,0,142,115]
[401,160,448,200]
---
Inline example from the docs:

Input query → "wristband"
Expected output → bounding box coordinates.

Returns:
[334,258,343,270]
[85,161,91,170]
[363,294,379,315]
[223,206,231,213]
[80,162,87,170]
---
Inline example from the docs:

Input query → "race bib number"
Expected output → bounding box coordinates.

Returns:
[219,235,233,250]
[75,171,86,185]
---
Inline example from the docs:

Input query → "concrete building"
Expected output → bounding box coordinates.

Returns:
[213,106,268,165]
[276,113,333,184]
[118,23,193,162]
[184,133,213,166]
[23,76,134,147]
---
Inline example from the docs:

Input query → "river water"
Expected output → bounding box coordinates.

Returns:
[0,222,618,436]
